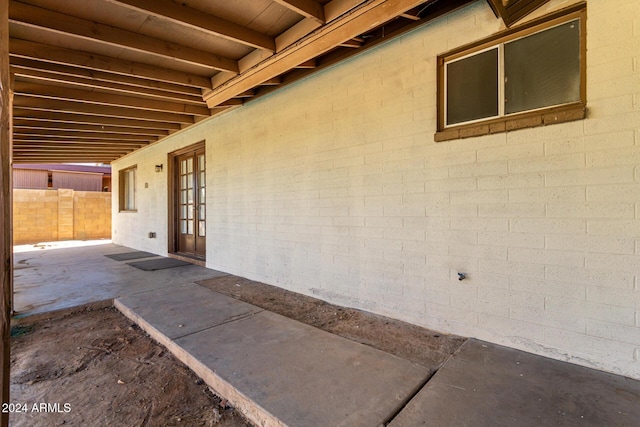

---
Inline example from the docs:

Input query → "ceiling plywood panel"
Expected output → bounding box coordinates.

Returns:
[250,3,306,36]
[136,16,253,60]
[22,0,149,32]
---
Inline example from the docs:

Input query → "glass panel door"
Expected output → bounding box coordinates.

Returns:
[174,146,205,258]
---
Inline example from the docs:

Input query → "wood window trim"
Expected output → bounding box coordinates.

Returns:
[118,165,137,212]
[435,3,586,142]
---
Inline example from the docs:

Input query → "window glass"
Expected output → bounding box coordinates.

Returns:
[505,19,580,114]
[119,167,136,211]
[438,7,585,137]
[446,48,499,125]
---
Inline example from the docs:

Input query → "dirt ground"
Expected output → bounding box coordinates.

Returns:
[10,275,465,426]
[10,306,250,427]
[197,275,466,370]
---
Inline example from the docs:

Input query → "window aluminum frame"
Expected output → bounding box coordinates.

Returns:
[436,3,586,141]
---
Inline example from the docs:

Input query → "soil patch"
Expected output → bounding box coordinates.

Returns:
[196,275,466,371]
[10,306,250,427]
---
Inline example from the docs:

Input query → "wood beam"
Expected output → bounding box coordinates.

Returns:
[11,61,205,104]
[295,59,317,68]
[0,0,10,423]
[14,97,195,124]
[13,135,148,144]
[234,90,255,99]
[10,39,212,89]
[13,145,141,156]
[256,0,476,102]
[12,108,181,131]
[13,145,142,154]
[13,120,168,137]
[14,145,140,152]
[13,154,122,163]
[9,1,239,73]
[14,82,211,117]
[260,77,283,86]
[205,0,428,107]
[273,0,326,23]
[275,18,323,52]
[103,0,275,52]
[338,39,363,47]
[400,11,421,20]
[274,0,370,52]
[13,129,154,142]
[324,0,369,21]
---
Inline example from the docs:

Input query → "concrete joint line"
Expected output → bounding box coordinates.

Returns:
[382,338,471,426]
[170,309,265,341]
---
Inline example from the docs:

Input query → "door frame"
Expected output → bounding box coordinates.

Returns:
[167,141,206,261]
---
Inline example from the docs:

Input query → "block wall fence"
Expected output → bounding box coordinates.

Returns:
[113,0,640,379]
[13,189,111,244]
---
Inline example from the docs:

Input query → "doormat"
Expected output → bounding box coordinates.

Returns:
[127,257,192,271]
[105,251,156,261]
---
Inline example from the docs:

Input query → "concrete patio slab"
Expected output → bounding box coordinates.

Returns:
[13,241,227,317]
[115,284,430,427]
[389,339,640,427]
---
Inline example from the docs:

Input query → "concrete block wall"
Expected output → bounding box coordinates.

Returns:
[13,189,111,244]
[112,0,640,379]
[13,189,60,244]
[73,191,112,241]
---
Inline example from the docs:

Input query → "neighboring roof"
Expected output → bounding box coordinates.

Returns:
[9,0,477,164]
[12,163,112,175]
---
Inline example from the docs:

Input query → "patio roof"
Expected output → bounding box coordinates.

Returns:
[9,0,481,164]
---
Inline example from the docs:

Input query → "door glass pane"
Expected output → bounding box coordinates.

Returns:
[446,48,498,125]
[180,220,187,234]
[187,207,194,220]
[180,160,186,174]
[181,205,187,219]
[187,220,194,235]
[187,158,193,174]
[199,205,206,220]
[505,20,580,114]
[198,154,205,171]
[199,187,206,203]
[180,190,187,204]
[187,189,193,204]
[198,221,206,237]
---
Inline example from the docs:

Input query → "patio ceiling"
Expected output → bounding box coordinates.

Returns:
[9,0,478,164]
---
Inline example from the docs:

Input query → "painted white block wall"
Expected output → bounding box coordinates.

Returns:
[113,0,640,379]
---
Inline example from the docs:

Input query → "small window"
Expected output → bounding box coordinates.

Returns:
[119,166,137,211]
[437,5,585,140]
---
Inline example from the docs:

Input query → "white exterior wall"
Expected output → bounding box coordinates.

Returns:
[113,0,640,379]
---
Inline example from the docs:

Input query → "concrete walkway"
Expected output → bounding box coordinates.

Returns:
[13,241,640,426]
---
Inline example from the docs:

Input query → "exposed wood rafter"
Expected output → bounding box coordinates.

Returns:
[203,0,432,108]
[274,0,326,23]
[102,0,276,52]
[10,39,212,89]
[7,0,475,163]
[9,1,239,73]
